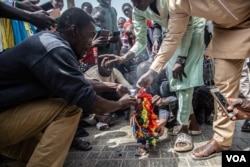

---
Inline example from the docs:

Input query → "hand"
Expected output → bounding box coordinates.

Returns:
[108,35,119,43]
[224,98,250,120]
[152,40,159,55]
[154,125,165,137]
[16,0,42,12]
[136,69,158,89]
[151,95,163,106]
[116,84,129,95]
[29,10,56,29]
[118,94,136,110]
[172,63,187,81]
[91,36,108,47]
[99,54,125,67]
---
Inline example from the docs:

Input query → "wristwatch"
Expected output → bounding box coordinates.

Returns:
[176,56,187,65]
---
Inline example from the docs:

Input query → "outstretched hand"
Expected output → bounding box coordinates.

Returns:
[99,54,124,67]
[151,95,162,106]
[136,69,158,89]
[16,0,42,12]
[118,94,137,109]
[29,10,56,29]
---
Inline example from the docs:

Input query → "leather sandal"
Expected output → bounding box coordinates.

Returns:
[192,139,229,160]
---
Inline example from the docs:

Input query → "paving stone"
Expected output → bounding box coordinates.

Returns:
[91,145,104,151]
[150,158,177,167]
[110,151,127,159]
[65,152,89,160]
[126,151,140,160]
[5,115,250,167]
[207,155,221,166]
[160,149,174,158]
[103,145,124,151]
[121,160,140,167]
[95,160,122,167]
[98,151,112,159]
[186,157,210,167]
[64,160,96,167]
[86,151,100,159]
[175,158,189,167]
[139,159,149,167]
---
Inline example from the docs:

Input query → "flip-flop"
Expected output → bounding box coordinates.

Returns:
[174,133,193,152]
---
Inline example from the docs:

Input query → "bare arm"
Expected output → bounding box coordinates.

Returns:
[0,2,56,29]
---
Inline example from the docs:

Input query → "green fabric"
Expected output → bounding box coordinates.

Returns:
[130,0,205,90]
[97,1,118,54]
[130,0,169,56]
[168,17,205,91]
[176,88,194,125]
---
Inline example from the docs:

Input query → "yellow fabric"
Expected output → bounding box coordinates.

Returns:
[24,22,32,37]
[0,18,14,49]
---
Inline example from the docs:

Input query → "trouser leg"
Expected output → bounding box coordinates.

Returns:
[0,98,82,167]
[176,88,194,125]
[213,59,244,147]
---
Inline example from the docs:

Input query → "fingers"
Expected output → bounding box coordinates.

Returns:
[183,71,187,78]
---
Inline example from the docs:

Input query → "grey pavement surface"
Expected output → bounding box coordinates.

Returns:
[64,117,250,167]
[1,117,249,167]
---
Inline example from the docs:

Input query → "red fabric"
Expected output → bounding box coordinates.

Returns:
[80,48,97,64]
[146,19,153,28]
[123,18,133,30]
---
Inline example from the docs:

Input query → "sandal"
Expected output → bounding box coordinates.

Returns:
[192,139,229,160]
[174,133,193,152]
[72,138,92,151]
[241,119,250,132]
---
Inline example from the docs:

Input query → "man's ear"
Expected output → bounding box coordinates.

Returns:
[70,25,78,37]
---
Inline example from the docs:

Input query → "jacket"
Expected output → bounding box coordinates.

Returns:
[153,0,250,71]
[0,31,96,110]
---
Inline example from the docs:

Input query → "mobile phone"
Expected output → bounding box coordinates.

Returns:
[39,1,54,11]
[210,88,235,118]
[98,30,110,38]
[112,31,120,36]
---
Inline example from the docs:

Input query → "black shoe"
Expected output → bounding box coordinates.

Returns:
[72,138,92,151]
[241,119,250,132]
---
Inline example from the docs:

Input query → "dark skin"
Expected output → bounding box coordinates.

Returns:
[57,21,136,115]
[16,0,42,12]
[100,1,190,148]
[0,2,56,29]
[219,98,250,120]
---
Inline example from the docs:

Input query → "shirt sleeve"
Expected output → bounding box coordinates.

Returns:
[150,1,192,73]
[31,47,96,110]
[129,9,148,56]
[113,68,133,89]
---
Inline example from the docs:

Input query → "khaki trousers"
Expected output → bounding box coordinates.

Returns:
[213,59,244,147]
[0,98,82,167]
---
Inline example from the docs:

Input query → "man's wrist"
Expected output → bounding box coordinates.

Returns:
[176,56,187,65]
[123,51,135,63]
